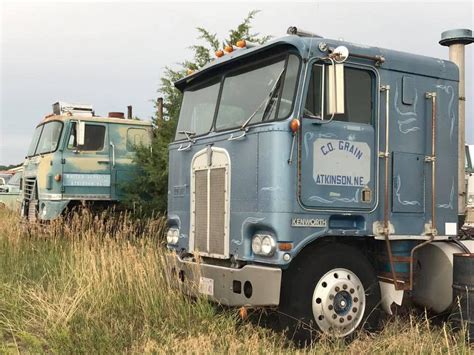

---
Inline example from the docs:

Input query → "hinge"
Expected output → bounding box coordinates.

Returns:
[378,151,390,158]
[61,158,66,164]
[424,155,436,163]
[375,55,385,67]
[61,186,65,193]
[425,92,437,99]
[380,84,390,92]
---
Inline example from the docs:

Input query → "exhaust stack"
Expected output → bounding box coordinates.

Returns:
[439,29,474,216]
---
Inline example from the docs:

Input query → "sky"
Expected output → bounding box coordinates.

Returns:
[1,0,473,165]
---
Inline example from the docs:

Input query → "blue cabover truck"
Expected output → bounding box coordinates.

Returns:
[166,27,474,338]
[22,102,152,221]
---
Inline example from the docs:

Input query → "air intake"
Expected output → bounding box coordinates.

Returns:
[108,112,125,119]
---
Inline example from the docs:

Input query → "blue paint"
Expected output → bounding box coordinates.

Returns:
[167,34,459,264]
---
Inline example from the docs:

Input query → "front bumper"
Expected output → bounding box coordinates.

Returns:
[166,252,282,306]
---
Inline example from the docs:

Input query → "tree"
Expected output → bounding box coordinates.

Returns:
[124,10,270,215]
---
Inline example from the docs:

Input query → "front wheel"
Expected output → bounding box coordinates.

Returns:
[312,267,366,337]
[279,243,382,341]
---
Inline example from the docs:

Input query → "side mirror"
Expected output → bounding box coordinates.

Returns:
[327,63,345,115]
[77,121,85,146]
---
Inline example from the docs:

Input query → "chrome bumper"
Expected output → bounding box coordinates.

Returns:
[166,253,282,306]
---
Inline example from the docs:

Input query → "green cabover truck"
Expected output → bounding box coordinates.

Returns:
[21,101,152,221]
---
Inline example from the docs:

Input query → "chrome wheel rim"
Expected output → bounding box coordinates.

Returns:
[312,267,366,337]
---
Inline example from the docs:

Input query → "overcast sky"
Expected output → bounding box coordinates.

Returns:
[1,0,473,165]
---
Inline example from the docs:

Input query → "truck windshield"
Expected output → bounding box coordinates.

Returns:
[175,53,300,140]
[27,121,63,157]
[175,79,221,140]
[27,126,43,157]
[7,173,21,186]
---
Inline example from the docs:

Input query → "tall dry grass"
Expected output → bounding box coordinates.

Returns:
[0,207,472,353]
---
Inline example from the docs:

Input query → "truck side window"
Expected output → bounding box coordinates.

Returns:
[304,65,323,118]
[341,68,373,125]
[127,128,151,151]
[68,123,106,151]
[304,65,374,125]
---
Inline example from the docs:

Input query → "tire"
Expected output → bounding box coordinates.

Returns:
[279,242,382,342]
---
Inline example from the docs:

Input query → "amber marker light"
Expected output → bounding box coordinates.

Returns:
[278,242,293,251]
[215,50,224,58]
[236,39,246,48]
[290,118,300,133]
[239,306,248,320]
[54,174,61,182]
[224,45,234,53]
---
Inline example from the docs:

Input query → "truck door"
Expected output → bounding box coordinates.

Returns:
[108,124,151,200]
[62,121,111,199]
[299,63,377,211]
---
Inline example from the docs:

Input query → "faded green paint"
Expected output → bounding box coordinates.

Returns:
[0,192,21,211]
[22,114,152,220]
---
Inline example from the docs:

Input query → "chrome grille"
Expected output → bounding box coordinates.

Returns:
[191,147,230,259]
[194,170,208,253]
[23,178,36,201]
[208,168,226,255]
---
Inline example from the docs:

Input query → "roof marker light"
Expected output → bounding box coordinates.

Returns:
[236,39,246,48]
[215,50,224,58]
[224,45,234,53]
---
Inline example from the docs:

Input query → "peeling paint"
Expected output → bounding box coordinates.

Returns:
[261,186,281,192]
[394,81,420,135]
[437,179,455,209]
[435,84,456,143]
[303,131,315,160]
[232,217,265,246]
[308,188,360,204]
[395,175,421,206]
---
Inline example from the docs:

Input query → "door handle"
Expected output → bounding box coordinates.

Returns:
[110,142,115,167]
[98,160,109,164]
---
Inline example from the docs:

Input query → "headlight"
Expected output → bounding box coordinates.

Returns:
[252,234,276,256]
[166,228,179,245]
[252,235,262,254]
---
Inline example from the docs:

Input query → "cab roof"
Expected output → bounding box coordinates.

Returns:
[175,34,458,91]
[40,114,152,127]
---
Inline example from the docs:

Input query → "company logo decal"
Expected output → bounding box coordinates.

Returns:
[313,138,371,187]
[63,173,111,187]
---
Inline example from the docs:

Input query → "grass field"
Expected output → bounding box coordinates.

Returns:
[0,208,472,353]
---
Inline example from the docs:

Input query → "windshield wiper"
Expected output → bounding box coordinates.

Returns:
[177,130,196,143]
[261,72,285,122]
[240,69,286,132]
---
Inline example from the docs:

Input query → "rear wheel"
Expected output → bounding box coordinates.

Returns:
[279,243,382,341]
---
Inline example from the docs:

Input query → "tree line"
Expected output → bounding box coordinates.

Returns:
[123,10,269,215]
